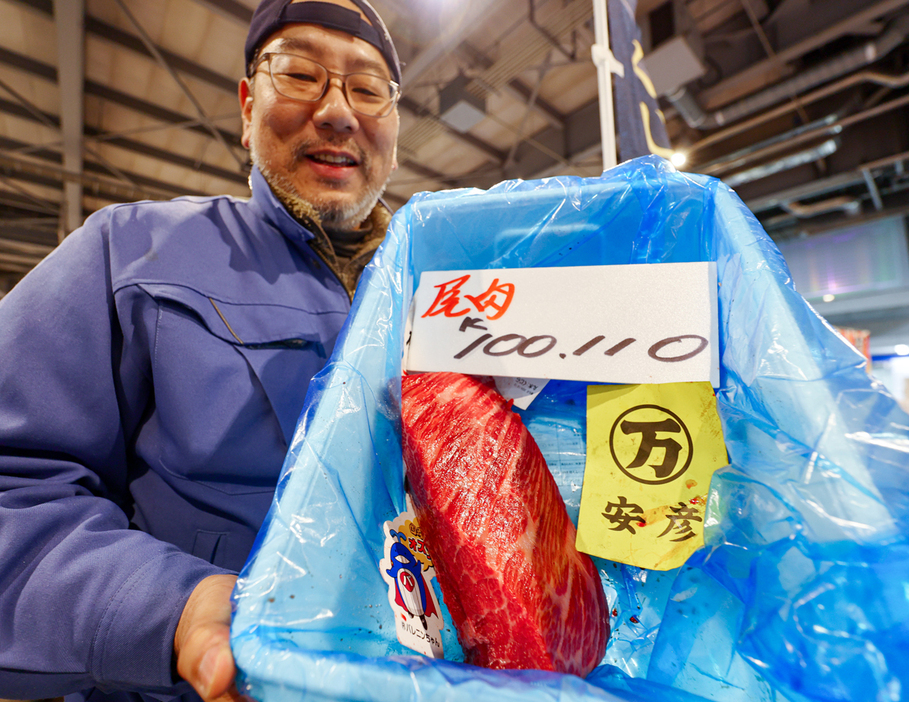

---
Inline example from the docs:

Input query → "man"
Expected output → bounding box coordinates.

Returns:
[0,2,401,702]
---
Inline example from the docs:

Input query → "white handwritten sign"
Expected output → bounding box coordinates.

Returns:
[405,263,719,387]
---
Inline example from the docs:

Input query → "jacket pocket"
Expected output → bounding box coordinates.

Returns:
[132,283,347,493]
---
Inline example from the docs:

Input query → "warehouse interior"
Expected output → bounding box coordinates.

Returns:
[2,0,909,400]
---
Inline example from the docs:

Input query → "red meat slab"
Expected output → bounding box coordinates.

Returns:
[401,372,609,676]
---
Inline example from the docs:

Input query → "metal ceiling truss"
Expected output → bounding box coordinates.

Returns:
[1,0,908,286]
[6,0,518,207]
[0,97,246,191]
[109,0,247,168]
[2,0,611,215]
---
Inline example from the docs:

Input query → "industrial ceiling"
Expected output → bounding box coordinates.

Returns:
[2,0,909,352]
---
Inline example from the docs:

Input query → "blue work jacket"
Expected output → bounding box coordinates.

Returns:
[0,168,355,702]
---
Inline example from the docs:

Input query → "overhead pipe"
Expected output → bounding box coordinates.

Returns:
[698,112,843,176]
[697,89,909,179]
[690,65,909,154]
[704,98,909,220]
[669,14,909,130]
[782,195,862,219]
[722,137,841,188]
[528,0,577,61]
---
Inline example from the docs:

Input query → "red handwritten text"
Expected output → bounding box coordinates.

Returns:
[421,274,515,320]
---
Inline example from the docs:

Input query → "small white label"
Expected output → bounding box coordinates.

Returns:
[406,263,719,387]
[494,376,549,409]
[379,506,445,658]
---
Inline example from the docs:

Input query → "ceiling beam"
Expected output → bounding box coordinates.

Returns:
[398,95,507,163]
[84,15,237,93]
[400,0,504,86]
[504,97,602,180]
[504,78,565,131]
[86,81,242,147]
[396,158,463,190]
[0,236,55,258]
[186,0,251,24]
[0,47,243,149]
[459,40,567,131]
[53,0,85,238]
[0,97,248,188]
[110,0,246,169]
[7,0,507,169]
[0,137,211,203]
[0,252,46,275]
[0,190,59,218]
[8,0,237,92]
[699,0,909,110]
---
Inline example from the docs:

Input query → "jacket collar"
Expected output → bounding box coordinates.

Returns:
[246,166,316,243]
[244,165,392,299]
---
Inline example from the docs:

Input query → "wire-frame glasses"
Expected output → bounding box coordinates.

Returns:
[256,53,400,118]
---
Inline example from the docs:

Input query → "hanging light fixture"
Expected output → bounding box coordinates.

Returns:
[438,75,486,133]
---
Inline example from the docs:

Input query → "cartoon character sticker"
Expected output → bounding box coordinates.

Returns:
[380,507,444,658]
[387,535,438,627]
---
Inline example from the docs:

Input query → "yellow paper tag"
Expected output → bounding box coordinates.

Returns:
[576,382,727,570]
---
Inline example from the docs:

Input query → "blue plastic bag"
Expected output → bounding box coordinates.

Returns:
[231,155,909,702]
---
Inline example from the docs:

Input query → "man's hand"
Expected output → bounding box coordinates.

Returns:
[175,574,243,702]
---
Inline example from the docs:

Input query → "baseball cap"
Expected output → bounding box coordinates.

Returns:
[245,0,402,86]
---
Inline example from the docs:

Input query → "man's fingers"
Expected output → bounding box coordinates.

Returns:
[175,574,240,702]
[196,639,243,702]
[178,624,234,699]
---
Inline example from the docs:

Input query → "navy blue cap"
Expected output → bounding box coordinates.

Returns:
[245,0,402,86]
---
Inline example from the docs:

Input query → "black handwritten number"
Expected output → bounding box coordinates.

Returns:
[573,335,605,355]
[453,331,707,363]
[515,335,557,358]
[605,338,636,356]
[483,334,557,358]
[648,335,708,363]
[454,333,492,359]
[483,334,525,356]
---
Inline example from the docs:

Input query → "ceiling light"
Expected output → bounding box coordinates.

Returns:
[670,151,687,167]
[895,344,909,356]
[822,294,835,302]
[438,75,486,133]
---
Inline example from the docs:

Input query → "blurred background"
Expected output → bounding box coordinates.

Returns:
[1,0,909,401]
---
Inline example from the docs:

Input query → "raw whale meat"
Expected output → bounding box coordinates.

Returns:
[400,372,608,676]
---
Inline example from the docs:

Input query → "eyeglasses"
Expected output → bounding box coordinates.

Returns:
[255,53,401,118]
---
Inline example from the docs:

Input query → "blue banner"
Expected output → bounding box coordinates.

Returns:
[608,0,673,162]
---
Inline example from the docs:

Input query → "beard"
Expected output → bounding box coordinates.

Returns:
[250,136,388,231]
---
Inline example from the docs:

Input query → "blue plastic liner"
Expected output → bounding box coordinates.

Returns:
[231,155,909,702]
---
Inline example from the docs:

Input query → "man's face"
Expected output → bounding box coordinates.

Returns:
[239,6,399,230]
